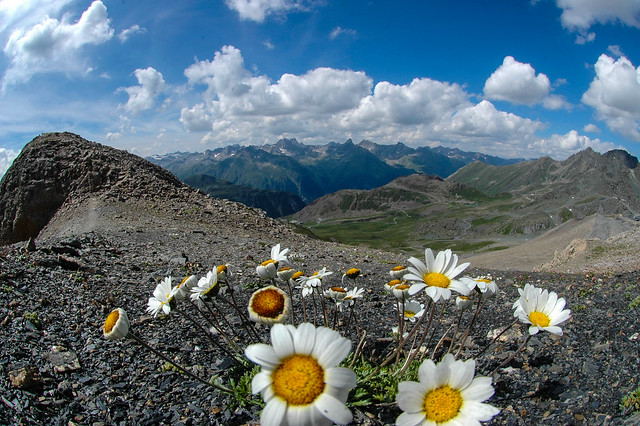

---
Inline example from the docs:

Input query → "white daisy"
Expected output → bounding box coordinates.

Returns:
[391,283,412,301]
[190,269,219,308]
[400,300,425,322]
[245,323,357,426]
[513,284,571,336]
[173,275,198,301]
[248,285,291,324]
[147,276,177,317]
[277,266,296,282]
[455,295,474,311]
[298,267,333,297]
[396,353,500,425]
[257,259,279,280]
[461,276,499,300]
[270,243,289,263]
[103,308,130,340]
[404,248,470,302]
[339,286,364,311]
[324,286,348,302]
[390,265,408,280]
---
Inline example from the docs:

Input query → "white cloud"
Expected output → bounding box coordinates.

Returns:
[117,24,146,42]
[0,147,20,178]
[180,104,213,132]
[224,0,317,22]
[542,94,572,110]
[0,0,74,33]
[528,130,617,159]
[582,54,640,141]
[583,123,601,133]
[2,1,114,88]
[484,56,551,106]
[556,0,640,30]
[554,0,640,43]
[179,46,573,158]
[329,26,356,40]
[120,67,166,114]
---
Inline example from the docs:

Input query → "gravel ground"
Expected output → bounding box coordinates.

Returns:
[1,195,640,426]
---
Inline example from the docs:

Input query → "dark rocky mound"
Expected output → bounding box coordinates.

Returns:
[0,132,187,245]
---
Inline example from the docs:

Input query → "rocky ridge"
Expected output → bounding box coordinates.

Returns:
[0,133,639,425]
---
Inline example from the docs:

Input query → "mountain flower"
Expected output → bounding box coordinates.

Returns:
[385,279,402,295]
[404,248,470,302]
[173,275,198,301]
[245,322,357,426]
[400,300,425,322]
[324,286,348,302]
[513,283,571,336]
[342,268,360,285]
[257,259,279,280]
[147,276,177,317]
[396,353,500,425]
[248,285,291,324]
[270,243,289,263]
[391,283,412,301]
[277,266,296,282]
[339,287,364,311]
[390,265,408,280]
[455,295,473,311]
[190,269,219,308]
[461,276,499,300]
[103,308,130,340]
[216,264,229,283]
[298,267,333,297]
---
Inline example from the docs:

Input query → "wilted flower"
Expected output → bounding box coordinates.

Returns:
[396,353,500,425]
[404,248,470,302]
[257,259,279,281]
[513,284,571,336]
[342,268,361,285]
[325,286,348,302]
[385,279,402,295]
[277,266,296,282]
[216,265,228,283]
[392,283,412,301]
[248,285,291,324]
[190,269,219,308]
[390,265,408,280]
[245,323,357,426]
[147,277,177,317]
[455,295,473,311]
[103,308,130,340]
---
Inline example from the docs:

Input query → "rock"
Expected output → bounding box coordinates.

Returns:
[8,366,40,390]
[44,346,81,373]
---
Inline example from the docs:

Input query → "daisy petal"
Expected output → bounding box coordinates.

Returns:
[271,323,295,358]
[314,392,353,425]
[461,376,495,402]
[260,398,287,426]
[316,336,351,367]
[293,322,316,355]
[397,381,428,412]
[396,411,428,426]
[245,343,280,368]
[251,371,273,394]
[325,367,357,390]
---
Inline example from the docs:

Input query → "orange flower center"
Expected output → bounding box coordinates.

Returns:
[423,385,463,422]
[104,310,119,334]
[251,288,285,318]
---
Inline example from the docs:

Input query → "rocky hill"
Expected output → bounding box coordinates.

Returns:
[0,132,639,425]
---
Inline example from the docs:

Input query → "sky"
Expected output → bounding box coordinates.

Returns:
[1,0,640,177]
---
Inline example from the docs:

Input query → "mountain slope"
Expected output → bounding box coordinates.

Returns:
[448,148,640,218]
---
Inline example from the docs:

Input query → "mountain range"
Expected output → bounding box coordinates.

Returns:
[148,138,523,212]
[291,147,640,252]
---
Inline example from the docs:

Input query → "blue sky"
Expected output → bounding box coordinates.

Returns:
[1,0,640,176]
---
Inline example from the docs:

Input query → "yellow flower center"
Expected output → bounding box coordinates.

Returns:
[529,311,550,327]
[392,265,406,271]
[476,278,491,283]
[217,265,227,274]
[331,286,347,293]
[279,266,293,272]
[261,259,278,267]
[423,385,463,422]
[104,310,119,334]
[292,271,304,280]
[251,288,285,318]
[346,268,360,278]
[423,272,451,288]
[395,284,410,290]
[404,310,416,317]
[272,355,325,406]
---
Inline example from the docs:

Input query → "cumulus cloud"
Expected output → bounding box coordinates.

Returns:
[120,67,166,114]
[0,148,20,178]
[556,0,640,30]
[0,0,74,33]
[582,54,640,141]
[117,24,146,42]
[181,45,562,158]
[2,1,114,88]
[528,130,617,159]
[484,56,551,106]
[224,0,318,22]
[553,0,640,43]
[583,123,601,133]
